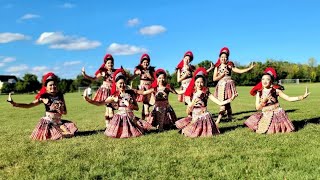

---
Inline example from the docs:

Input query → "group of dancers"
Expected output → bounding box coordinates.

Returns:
[7,47,310,140]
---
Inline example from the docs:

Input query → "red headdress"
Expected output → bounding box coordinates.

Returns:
[140,54,150,64]
[95,53,114,75]
[151,69,167,88]
[110,68,127,95]
[214,47,231,67]
[250,67,281,96]
[184,67,207,97]
[176,51,194,70]
[35,72,57,99]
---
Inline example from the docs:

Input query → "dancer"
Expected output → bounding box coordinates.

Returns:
[176,51,214,103]
[244,67,310,134]
[213,47,255,123]
[82,53,116,127]
[7,72,78,141]
[175,68,235,137]
[135,69,184,131]
[132,54,155,120]
[84,68,154,138]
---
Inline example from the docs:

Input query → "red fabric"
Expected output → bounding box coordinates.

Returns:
[250,67,280,96]
[35,72,57,99]
[176,51,194,70]
[151,69,166,88]
[184,67,207,97]
[214,47,230,67]
[95,54,114,76]
[111,68,126,95]
[140,54,150,64]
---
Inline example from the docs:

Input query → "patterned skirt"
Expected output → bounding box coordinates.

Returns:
[214,76,237,101]
[30,117,78,141]
[136,82,152,103]
[175,110,220,137]
[147,101,177,131]
[105,112,153,138]
[178,78,191,103]
[93,85,111,102]
[244,103,295,134]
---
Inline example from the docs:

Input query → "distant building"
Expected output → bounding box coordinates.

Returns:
[0,75,18,90]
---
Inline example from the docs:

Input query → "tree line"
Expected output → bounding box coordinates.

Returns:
[1,58,318,94]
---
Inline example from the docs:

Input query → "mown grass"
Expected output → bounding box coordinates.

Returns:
[0,84,319,179]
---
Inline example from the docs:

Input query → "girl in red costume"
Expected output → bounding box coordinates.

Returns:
[244,67,310,134]
[132,54,155,120]
[84,68,154,138]
[176,51,214,103]
[175,68,235,137]
[7,72,78,141]
[82,53,116,127]
[213,47,255,124]
[135,69,185,131]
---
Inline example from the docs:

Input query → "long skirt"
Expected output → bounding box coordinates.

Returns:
[93,85,111,101]
[105,112,153,138]
[147,101,177,131]
[214,76,237,101]
[178,78,191,103]
[30,117,78,141]
[244,104,295,134]
[175,109,220,137]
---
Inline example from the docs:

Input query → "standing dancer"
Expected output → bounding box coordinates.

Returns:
[82,53,116,127]
[132,54,155,120]
[7,72,78,140]
[244,67,310,134]
[213,47,255,123]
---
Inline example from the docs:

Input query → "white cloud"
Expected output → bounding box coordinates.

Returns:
[2,57,16,63]
[127,18,140,27]
[36,32,101,50]
[6,64,29,73]
[32,66,49,72]
[0,33,30,43]
[20,13,40,20]
[139,25,166,35]
[107,43,148,55]
[63,61,81,66]
[61,3,76,8]
[0,63,4,67]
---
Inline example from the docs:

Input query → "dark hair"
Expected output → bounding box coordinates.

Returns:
[115,75,126,82]
[44,77,57,86]
[219,52,229,60]
[104,58,114,64]
[263,73,275,82]
[195,75,207,86]
[156,71,166,78]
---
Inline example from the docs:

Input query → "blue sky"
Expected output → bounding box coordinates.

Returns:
[1,0,320,79]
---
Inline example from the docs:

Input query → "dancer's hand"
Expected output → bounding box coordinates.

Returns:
[249,62,255,69]
[81,67,86,76]
[7,93,17,107]
[301,87,310,100]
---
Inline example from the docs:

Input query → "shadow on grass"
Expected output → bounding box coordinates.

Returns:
[293,117,320,131]
[76,129,105,137]
[219,124,246,134]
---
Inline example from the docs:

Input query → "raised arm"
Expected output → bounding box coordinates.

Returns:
[232,62,255,74]
[177,69,191,83]
[206,62,215,73]
[135,88,155,95]
[7,93,41,108]
[212,67,225,81]
[277,87,310,102]
[255,92,267,110]
[82,67,101,81]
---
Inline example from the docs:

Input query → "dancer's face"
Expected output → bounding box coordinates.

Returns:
[261,74,272,88]
[220,53,228,64]
[141,60,149,69]
[116,79,126,91]
[46,80,58,94]
[195,77,204,90]
[183,56,191,64]
[104,59,114,70]
[157,74,166,85]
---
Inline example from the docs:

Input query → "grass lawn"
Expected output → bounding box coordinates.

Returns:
[0,84,319,179]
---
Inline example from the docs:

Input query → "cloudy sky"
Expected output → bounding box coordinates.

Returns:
[1,0,320,79]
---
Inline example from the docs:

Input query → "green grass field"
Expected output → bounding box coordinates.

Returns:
[0,84,319,179]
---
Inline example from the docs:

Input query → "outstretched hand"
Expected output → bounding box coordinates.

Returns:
[303,87,310,99]
[7,93,13,103]
[249,62,256,69]
[81,67,86,76]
